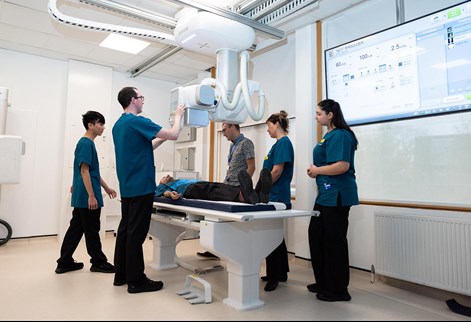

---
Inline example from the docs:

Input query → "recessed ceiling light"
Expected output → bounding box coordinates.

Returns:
[99,33,150,54]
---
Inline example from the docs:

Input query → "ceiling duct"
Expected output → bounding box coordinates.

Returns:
[48,0,175,42]
[233,0,269,14]
[242,0,320,25]
[240,0,290,20]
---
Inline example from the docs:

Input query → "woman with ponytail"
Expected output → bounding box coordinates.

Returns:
[261,110,294,292]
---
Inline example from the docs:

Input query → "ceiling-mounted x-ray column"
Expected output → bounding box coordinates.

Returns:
[171,9,269,126]
[201,48,265,124]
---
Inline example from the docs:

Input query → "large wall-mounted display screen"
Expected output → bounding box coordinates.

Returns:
[325,1,471,126]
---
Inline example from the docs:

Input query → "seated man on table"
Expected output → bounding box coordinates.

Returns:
[155,169,272,205]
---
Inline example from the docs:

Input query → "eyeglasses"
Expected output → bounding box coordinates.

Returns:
[134,96,144,101]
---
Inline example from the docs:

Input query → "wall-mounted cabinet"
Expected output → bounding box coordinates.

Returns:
[177,127,197,143]
[180,147,195,170]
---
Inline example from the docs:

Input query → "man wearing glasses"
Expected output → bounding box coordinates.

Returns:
[112,86,186,294]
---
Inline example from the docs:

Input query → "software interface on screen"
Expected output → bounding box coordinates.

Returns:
[325,1,471,125]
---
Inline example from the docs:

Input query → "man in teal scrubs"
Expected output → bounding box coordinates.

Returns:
[112,86,185,294]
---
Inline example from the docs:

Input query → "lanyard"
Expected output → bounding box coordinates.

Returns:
[228,134,244,164]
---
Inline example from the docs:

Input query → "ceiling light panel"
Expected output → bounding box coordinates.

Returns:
[99,33,150,54]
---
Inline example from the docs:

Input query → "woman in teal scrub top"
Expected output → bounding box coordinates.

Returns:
[306,99,359,302]
[261,110,294,292]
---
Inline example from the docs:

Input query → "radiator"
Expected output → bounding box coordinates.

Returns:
[374,212,471,296]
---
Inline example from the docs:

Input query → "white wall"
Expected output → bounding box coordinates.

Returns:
[0,48,179,239]
[290,25,317,258]
[0,49,67,237]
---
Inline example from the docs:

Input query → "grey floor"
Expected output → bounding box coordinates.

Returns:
[0,233,469,321]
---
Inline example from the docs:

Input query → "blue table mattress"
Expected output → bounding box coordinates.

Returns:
[153,196,291,213]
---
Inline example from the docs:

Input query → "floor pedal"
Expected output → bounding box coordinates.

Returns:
[176,274,212,305]
[194,264,224,275]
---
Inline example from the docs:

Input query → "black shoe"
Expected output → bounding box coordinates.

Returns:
[256,168,272,203]
[90,262,115,273]
[55,261,84,274]
[238,170,259,204]
[264,280,279,292]
[446,298,471,317]
[261,275,287,282]
[128,278,164,294]
[307,283,320,293]
[113,279,126,286]
[316,292,351,302]
[196,251,220,260]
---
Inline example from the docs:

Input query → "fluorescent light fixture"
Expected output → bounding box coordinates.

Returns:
[99,33,150,54]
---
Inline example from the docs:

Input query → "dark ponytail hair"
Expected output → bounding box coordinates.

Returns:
[318,99,358,150]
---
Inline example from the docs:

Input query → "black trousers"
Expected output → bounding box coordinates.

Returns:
[308,202,351,295]
[114,193,154,284]
[265,238,290,280]
[184,182,241,202]
[57,207,107,265]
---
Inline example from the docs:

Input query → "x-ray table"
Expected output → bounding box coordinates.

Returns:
[148,198,317,311]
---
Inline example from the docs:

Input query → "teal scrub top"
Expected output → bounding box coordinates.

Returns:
[112,113,162,198]
[263,136,294,205]
[313,128,359,207]
[71,137,103,208]
[155,179,202,196]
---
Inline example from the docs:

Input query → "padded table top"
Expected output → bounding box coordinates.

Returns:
[153,196,291,213]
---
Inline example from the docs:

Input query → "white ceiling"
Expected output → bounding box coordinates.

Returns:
[0,0,368,85]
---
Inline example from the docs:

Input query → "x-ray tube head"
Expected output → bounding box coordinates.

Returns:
[170,85,215,110]
[170,85,216,127]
